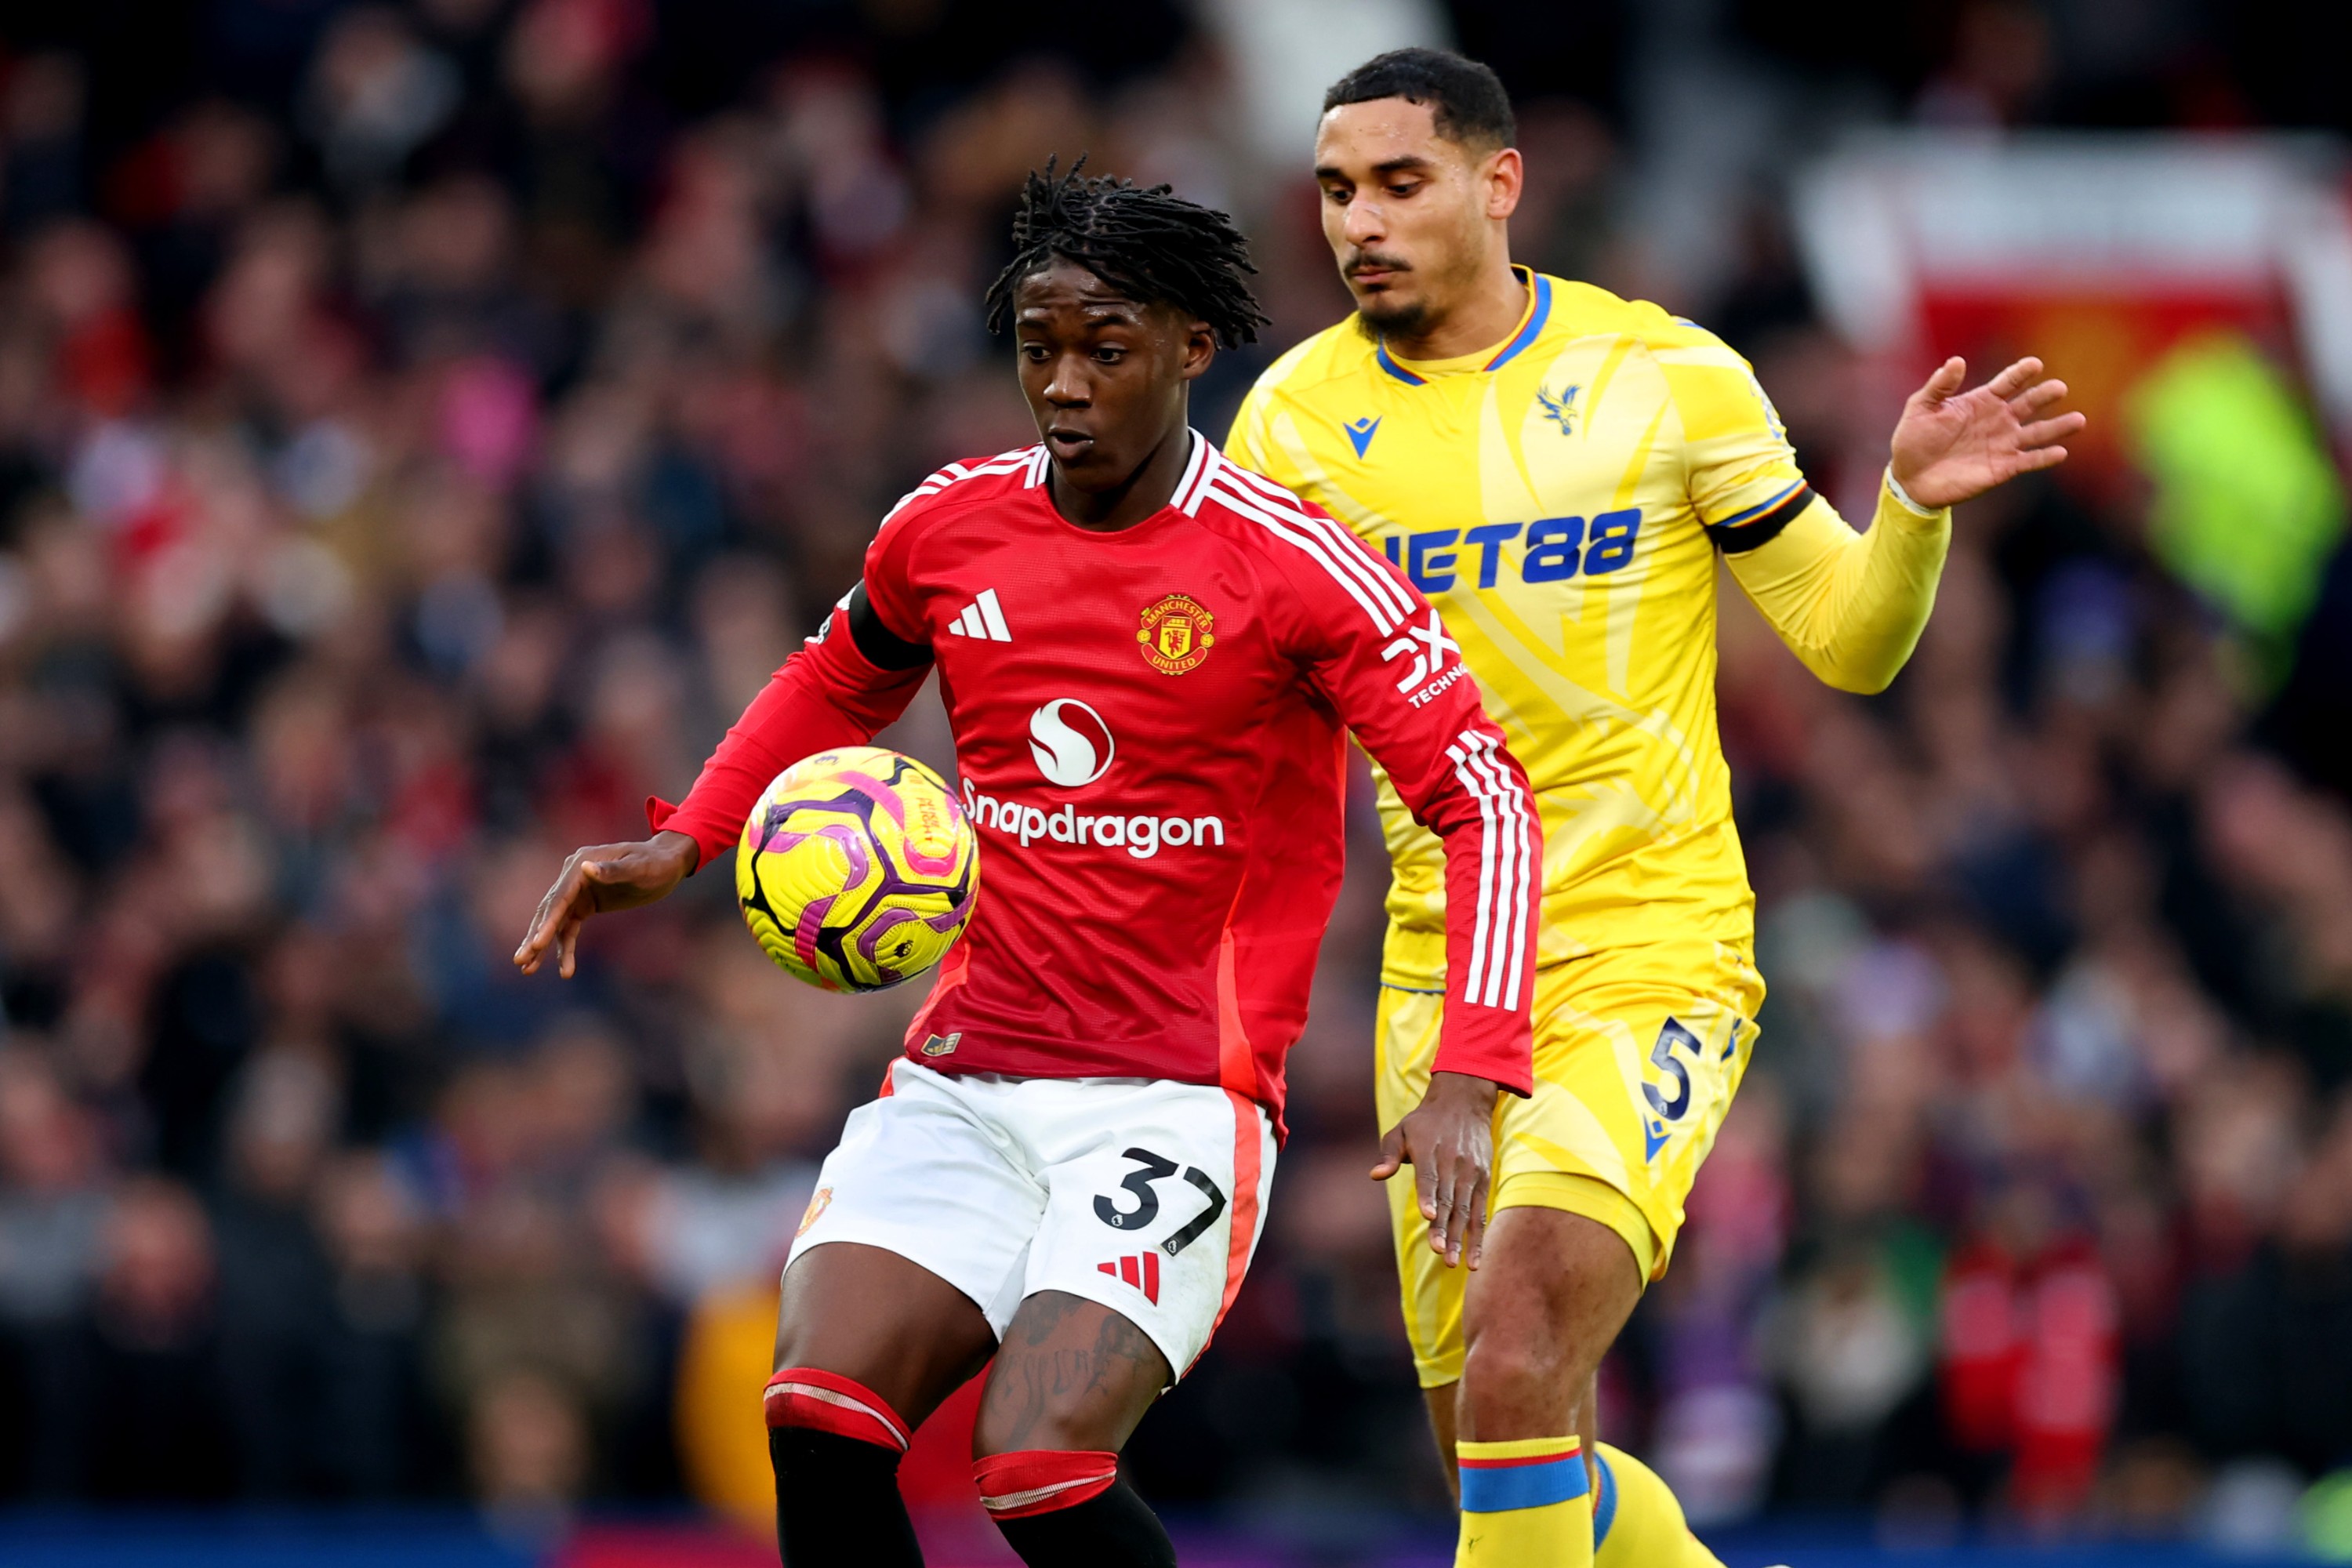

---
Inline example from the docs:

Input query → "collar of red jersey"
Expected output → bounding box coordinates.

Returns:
[1030,428,1223,521]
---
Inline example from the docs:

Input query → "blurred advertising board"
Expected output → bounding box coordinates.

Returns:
[1794,133,2352,452]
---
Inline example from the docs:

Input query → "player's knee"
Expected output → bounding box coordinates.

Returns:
[764,1367,913,1454]
[971,1388,1109,1458]
[1460,1328,1576,1393]
[1457,1322,1602,1426]
[1459,1205,1641,1421]
[974,1449,1120,1520]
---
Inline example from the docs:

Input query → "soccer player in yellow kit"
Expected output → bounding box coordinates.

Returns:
[1229,48,2084,1568]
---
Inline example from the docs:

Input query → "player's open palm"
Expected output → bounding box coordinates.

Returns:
[1889,355,2086,510]
[513,831,699,979]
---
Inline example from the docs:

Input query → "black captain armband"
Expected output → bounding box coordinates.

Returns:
[1703,484,1814,554]
[844,581,932,670]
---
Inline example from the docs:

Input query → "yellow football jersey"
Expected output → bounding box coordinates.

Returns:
[1229,269,1818,983]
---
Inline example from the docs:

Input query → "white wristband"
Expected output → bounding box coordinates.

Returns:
[1882,466,1938,517]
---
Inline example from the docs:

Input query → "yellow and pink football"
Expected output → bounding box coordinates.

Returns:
[735,747,979,993]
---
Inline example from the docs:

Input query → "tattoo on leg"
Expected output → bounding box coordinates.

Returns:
[985,1294,1165,1450]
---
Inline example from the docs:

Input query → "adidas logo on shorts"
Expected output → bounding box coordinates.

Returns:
[1098,1252,1160,1305]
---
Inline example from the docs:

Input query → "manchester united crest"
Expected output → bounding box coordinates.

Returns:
[1137,593,1216,675]
[796,1185,833,1239]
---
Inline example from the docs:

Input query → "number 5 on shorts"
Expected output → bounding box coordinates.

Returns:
[1642,1018,1700,1122]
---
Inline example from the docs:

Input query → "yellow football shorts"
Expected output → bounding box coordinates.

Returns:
[1376,936,1763,1389]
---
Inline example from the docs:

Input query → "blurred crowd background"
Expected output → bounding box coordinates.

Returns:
[0,0,2350,1557]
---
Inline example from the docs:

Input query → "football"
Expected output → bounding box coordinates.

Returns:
[735,746,980,993]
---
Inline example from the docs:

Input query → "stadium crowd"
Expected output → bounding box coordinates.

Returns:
[0,0,2348,1549]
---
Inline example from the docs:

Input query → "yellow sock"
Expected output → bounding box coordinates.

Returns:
[1455,1436,1591,1567]
[1592,1442,1722,1568]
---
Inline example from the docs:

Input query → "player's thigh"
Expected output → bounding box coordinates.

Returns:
[779,1061,1047,1422]
[1016,1076,1276,1403]
[1457,1206,1642,1437]
[775,1241,996,1429]
[976,1289,1173,1456]
[1494,942,1762,1283]
[1377,982,1477,1391]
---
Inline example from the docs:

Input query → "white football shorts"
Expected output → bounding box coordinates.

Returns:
[786,1058,1276,1379]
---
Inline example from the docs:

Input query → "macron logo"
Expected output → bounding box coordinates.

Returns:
[1344,416,1381,458]
[949,589,1012,641]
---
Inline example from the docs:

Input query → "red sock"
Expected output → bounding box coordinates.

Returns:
[973,1449,1120,1519]
[763,1367,911,1451]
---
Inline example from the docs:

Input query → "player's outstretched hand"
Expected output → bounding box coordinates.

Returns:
[1889,355,2086,510]
[1373,1070,1500,1271]
[513,830,699,980]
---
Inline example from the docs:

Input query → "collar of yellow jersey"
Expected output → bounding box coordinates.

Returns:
[1374,267,1552,386]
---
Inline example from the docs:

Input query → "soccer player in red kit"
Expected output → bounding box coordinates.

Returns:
[513,166,1540,1568]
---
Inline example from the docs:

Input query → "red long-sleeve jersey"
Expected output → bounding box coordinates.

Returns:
[653,435,1537,1125]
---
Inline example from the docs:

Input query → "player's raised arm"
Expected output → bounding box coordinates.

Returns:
[514,569,933,979]
[1243,466,1538,1269]
[1888,354,2084,504]
[1685,339,2082,695]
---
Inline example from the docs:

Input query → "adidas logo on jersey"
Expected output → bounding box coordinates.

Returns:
[948,589,1011,641]
[1098,1251,1160,1305]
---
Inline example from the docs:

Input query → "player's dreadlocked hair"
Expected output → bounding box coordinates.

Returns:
[984,158,1267,349]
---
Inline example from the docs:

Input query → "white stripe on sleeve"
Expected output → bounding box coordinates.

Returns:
[1445,735,1503,1006]
[1207,477,1403,634]
[1459,737,1534,1008]
[1220,463,1417,622]
[1444,728,1536,1010]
